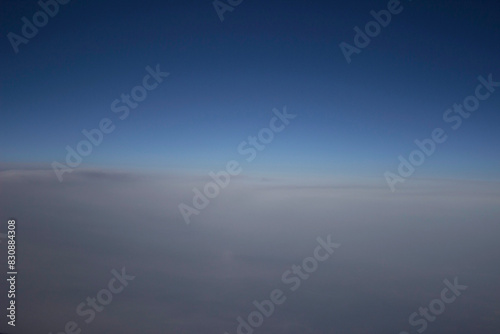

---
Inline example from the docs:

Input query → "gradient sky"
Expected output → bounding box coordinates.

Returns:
[1,0,499,181]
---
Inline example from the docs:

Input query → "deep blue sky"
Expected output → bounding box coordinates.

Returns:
[1,0,499,180]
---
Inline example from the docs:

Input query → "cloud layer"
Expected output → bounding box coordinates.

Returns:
[0,169,499,334]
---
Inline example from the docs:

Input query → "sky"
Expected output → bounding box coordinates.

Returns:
[1,1,500,334]
[1,0,499,180]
